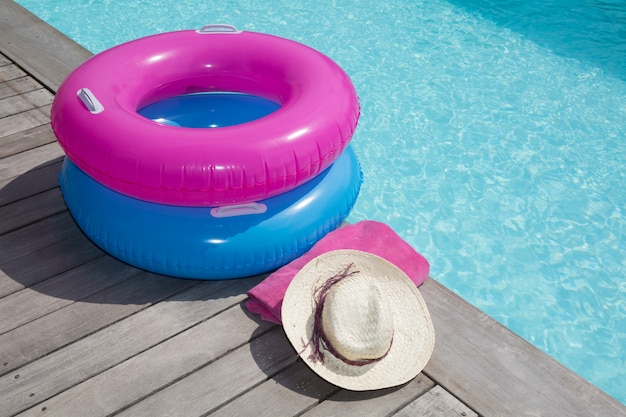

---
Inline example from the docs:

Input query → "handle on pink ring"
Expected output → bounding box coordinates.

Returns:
[77,88,104,114]
[196,24,241,34]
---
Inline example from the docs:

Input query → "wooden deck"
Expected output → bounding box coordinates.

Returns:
[1,1,625,416]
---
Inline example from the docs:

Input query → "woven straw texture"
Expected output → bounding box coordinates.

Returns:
[282,250,435,391]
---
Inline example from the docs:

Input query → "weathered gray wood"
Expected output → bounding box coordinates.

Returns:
[0,233,104,298]
[0,276,262,416]
[0,212,82,265]
[14,89,53,108]
[0,269,186,377]
[302,376,435,417]
[0,141,61,181]
[0,158,62,206]
[0,63,26,82]
[0,187,66,234]
[210,360,339,416]
[0,76,42,100]
[115,327,295,417]
[0,94,29,118]
[420,278,626,417]
[0,0,92,92]
[0,124,57,160]
[0,88,53,118]
[393,385,477,417]
[22,307,281,417]
[0,256,137,335]
[0,107,49,139]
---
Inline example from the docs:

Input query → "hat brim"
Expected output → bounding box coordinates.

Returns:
[281,249,435,391]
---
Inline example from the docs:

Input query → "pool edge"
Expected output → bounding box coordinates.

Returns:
[0,0,92,92]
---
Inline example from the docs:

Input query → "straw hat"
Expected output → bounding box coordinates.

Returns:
[281,249,435,391]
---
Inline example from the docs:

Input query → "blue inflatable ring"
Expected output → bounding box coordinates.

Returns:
[59,147,362,279]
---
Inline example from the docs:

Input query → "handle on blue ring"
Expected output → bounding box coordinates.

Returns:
[210,202,267,218]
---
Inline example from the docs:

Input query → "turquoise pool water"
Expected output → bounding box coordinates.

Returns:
[17,0,625,404]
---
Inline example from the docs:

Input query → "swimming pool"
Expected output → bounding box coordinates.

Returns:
[16,0,625,404]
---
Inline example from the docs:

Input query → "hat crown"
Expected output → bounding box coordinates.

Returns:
[321,274,394,361]
[281,250,435,391]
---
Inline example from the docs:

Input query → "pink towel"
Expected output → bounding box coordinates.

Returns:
[246,220,430,324]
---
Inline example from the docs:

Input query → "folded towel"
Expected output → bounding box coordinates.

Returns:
[246,220,430,324]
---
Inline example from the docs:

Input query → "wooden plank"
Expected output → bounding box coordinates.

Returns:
[15,88,53,108]
[0,269,185,377]
[0,76,42,100]
[0,187,66,234]
[210,360,339,417]
[0,124,57,160]
[0,230,104,298]
[0,53,10,65]
[394,385,477,417]
[0,88,53,118]
[0,63,26,82]
[0,0,92,92]
[0,142,63,181]
[0,108,51,140]
[0,159,62,207]
[21,307,282,417]
[0,94,30,118]
[0,209,100,293]
[420,279,626,417]
[302,376,436,417]
[115,326,296,417]
[0,256,137,335]
[0,276,262,416]
[0,212,82,265]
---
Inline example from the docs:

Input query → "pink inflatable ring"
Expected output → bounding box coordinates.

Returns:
[51,24,360,206]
